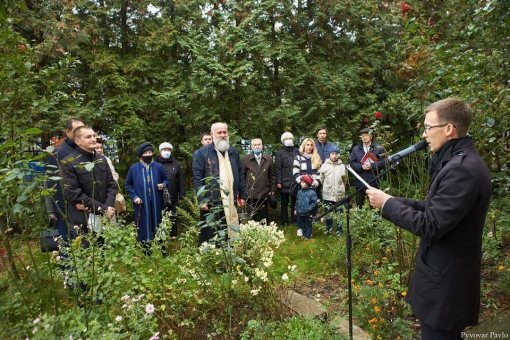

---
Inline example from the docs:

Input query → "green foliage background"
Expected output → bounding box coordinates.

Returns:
[3,0,507,188]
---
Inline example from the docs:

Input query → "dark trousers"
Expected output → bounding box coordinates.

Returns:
[198,208,226,246]
[355,187,366,209]
[421,323,462,340]
[280,192,297,224]
[247,198,268,223]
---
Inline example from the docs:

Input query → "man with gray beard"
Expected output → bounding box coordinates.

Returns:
[192,122,248,245]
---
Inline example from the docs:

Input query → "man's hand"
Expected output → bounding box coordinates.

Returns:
[366,187,392,210]
[362,163,371,171]
[49,213,57,220]
[277,184,282,189]
[200,203,209,211]
[157,183,164,190]
[238,199,246,207]
[76,203,87,211]
[134,198,143,205]
[106,206,115,219]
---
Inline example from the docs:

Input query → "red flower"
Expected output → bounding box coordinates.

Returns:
[401,4,410,14]
[365,118,369,124]
[0,248,6,256]
[375,112,382,120]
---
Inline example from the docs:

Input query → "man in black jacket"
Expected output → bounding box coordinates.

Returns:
[46,118,84,242]
[367,98,492,339]
[156,142,185,240]
[62,126,117,234]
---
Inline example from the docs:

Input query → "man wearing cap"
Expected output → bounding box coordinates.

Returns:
[348,128,386,208]
[156,142,185,240]
[126,142,170,245]
[319,145,348,235]
[275,132,299,226]
[242,138,276,223]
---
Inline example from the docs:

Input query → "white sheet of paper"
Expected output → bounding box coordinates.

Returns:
[346,165,371,189]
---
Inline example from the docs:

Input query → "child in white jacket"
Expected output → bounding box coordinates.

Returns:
[318,146,348,235]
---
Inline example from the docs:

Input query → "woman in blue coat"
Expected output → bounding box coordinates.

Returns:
[126,142,170,243]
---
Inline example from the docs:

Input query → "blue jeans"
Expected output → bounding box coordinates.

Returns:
[324,200,343,233]
[298,215,312,238]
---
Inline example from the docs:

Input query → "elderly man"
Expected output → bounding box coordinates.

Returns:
[192,122,248,245]
[242,138,276,223]
[348,128,386,208]
[367,98,491,339]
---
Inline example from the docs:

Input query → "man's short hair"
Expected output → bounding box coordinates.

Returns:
[425,98,472,137]
[65,118,83,131]
[73,126,93,139]
[251,138,262,147]
[200,132,211,141]
[316,126,328,135]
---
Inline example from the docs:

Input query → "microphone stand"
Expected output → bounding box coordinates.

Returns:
[313,159,403,340]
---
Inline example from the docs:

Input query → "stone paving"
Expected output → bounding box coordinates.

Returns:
[282,290,368,339]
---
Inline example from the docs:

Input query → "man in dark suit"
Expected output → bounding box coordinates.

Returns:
[367,98,491,340]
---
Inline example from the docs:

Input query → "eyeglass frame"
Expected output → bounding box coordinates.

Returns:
[423,123,456,133]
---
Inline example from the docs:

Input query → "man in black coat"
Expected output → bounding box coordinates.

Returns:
[62,126,117,234]
[45,118,84,242]
[367,98,492,339]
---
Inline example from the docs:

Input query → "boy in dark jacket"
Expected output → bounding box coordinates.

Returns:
[294,175,318,239]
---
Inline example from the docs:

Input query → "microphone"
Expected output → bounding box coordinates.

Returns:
[387,140,428,163]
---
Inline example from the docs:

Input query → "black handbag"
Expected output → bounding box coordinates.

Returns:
[290,181,300,197]
[40,219,59,252]
[163,186,172,208]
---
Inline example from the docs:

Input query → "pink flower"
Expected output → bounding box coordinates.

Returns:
[375,112,382,120]
[145,303,155,314]
[149,332,160,340]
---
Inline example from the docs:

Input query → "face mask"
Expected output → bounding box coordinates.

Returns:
[141,155,153,163]
[252,149,262,155]
[284,140,293,147]
[161,151,171,159]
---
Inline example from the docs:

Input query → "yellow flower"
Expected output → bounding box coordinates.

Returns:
[366,279,373,285]
[372,325,378,329]
[401,291,407,297]
[374,306,381,312]
[354,285,359,291]
[382,257,388,261]
[375,260,380,265]
[374,270,380,276]
[498,265,504,271]
[386,249,391,253]
[351,279,355,284]
[368,318,377,324]
[371,298,377,304]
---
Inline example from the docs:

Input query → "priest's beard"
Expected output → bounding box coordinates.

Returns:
[214,137,230,153]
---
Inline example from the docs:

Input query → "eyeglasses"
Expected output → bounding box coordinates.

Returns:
[423,123,456,132]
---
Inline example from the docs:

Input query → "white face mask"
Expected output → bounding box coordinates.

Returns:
[161,151,171,159]
[284,140,294,147]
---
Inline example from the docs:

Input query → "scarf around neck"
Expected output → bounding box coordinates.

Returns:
[428,138,463,179]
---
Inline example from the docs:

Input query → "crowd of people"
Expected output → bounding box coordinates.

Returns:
[46,119,390,248]
[44,98,492,338]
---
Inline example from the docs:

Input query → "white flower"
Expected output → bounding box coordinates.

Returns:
[45,324,50,330]
[488,231,493,237]
[32,327,38,334]
[250,289,260,296]
[33,317,40,325]
[282,273,289,281]
[121,294,130,301]
[115,316,122,322]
